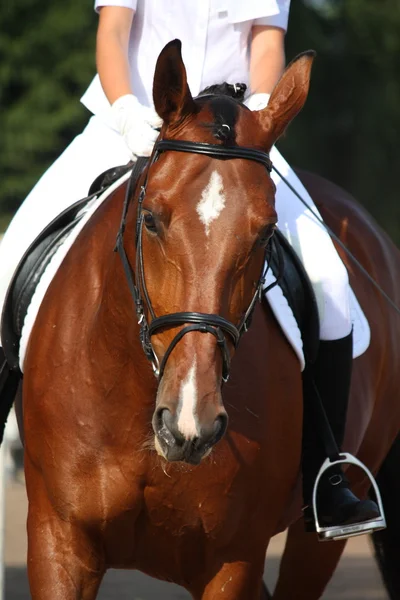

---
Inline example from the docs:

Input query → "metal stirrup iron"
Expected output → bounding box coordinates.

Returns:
[308,379,386,541]
[312,454,386,541]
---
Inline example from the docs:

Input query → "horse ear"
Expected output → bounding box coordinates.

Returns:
[256,51,316,149]
[153,39,196,125]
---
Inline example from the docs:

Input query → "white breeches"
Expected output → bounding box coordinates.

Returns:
[271,148,351,340]
[0,115,351,343]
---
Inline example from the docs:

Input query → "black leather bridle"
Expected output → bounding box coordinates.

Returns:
[114,139,276,382]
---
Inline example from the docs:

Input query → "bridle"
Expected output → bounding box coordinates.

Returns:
[114,138,276,382]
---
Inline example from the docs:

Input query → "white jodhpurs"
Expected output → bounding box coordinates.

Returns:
[271,147,351,341]
[0,115,131,342]
[0,116,351,344]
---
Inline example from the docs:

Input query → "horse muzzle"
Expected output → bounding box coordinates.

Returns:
[152,406,228,464]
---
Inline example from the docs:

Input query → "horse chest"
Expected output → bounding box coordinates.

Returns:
[142,480,232,539]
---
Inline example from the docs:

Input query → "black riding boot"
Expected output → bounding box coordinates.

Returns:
[302,331,380,530]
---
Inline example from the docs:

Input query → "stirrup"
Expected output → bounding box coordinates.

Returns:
[312,453,386,541]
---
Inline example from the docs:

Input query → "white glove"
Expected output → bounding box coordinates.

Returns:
[111,94,163,159]
[244,93,271,111]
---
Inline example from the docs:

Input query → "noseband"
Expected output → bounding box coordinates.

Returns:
[115,139,274,382]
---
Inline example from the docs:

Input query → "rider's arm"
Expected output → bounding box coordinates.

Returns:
[96,6,134,104]
[249,25,286,95]
[95,4,160,157]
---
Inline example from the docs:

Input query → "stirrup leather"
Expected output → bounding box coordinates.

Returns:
[312,453,386,541]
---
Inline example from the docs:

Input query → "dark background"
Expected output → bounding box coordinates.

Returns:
[0,0,399,240]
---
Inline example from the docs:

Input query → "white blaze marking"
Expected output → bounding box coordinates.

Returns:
[196,170,226,236]
[177,360,198,439]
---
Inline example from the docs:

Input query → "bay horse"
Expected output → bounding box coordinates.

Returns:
[20,39,400,599]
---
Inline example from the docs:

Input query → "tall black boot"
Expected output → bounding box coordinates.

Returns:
[302,331,380,529]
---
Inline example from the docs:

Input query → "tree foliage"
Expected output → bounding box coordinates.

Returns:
[1,0,399,242]
[0,1,96,214]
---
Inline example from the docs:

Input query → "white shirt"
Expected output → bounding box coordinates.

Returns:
[81,0,290,122]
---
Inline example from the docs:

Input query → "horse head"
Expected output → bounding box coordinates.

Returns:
[126,40,314,464]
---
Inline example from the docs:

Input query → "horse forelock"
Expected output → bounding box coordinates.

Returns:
[195,91,244,145]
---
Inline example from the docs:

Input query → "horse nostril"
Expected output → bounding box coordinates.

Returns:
[213,412,228,443]
[154,406,185,447]
[160,408,175,433]
[153,407,173,441]
[154,406,167,432]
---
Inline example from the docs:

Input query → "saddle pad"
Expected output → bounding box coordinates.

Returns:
[264,272,370,371]
[18,169,371,371]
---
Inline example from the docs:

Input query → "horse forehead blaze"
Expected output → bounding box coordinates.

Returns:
[196,170,226,237]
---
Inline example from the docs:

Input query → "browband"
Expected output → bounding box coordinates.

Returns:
[155,140,272,172]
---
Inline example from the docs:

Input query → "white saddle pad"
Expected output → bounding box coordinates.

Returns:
[263,272,370,371]
[18,171,371,371]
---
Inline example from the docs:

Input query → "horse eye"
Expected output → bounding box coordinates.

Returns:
[144,212,157,233]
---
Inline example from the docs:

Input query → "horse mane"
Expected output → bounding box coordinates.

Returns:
[196,82,247,145]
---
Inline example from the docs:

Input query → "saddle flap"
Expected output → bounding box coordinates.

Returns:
[269,230,320,365]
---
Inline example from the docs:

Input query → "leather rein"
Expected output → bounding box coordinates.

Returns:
[114,139,276,382]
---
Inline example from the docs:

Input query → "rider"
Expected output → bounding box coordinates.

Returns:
[0,0,379,534]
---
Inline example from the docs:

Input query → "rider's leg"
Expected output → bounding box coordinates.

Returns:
[0,114,130,329]
[271,146,379,528]
[270,148,351,343]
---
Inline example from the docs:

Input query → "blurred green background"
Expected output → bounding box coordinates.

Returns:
[0,0,399,241]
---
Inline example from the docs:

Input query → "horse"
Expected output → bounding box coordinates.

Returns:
[17,39,400,599]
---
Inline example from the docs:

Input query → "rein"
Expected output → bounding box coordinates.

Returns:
[114,139,274,381]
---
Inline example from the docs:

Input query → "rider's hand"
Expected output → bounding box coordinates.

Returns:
[245,93,271,111]
[111,94,163,159]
